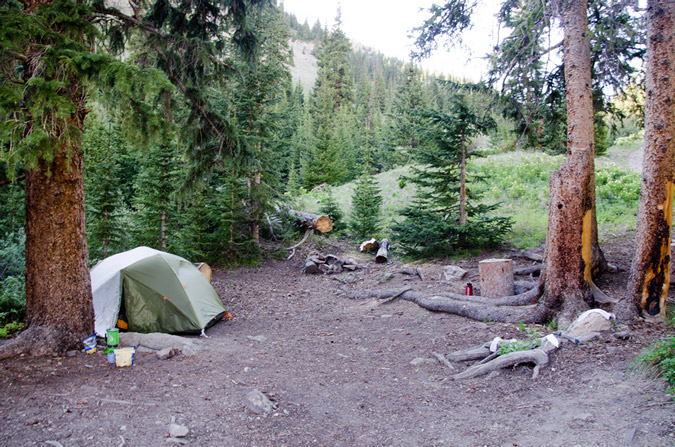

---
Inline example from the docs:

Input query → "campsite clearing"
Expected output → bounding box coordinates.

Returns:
[0,233,673,446]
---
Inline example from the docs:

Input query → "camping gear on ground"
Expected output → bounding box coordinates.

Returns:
[114,347,135,367]
[105,348,115,364]
[83,334,97,354]
[90,247,228,337]
[106,328,119,348]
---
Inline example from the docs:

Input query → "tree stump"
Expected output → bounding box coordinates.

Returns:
[479,259,514,298]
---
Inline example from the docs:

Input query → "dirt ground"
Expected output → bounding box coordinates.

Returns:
[1,233,674,447]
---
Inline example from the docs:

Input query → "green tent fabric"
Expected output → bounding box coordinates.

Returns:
[91,247,228,336]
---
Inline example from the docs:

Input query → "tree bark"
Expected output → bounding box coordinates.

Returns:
[376,238,389,263]
[617,0,675,321]
[23,146,94,353]
[533,0,596,326]
[281,208,333,233]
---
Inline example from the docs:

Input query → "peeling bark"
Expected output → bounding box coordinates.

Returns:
[617,0,675,322]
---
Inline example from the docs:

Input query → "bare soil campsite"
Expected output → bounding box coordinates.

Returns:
[1,235,673,447]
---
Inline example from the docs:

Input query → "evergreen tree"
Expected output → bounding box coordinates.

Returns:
[303,10,354,188]
[318,189,346,235]
[350,162,383,238]
[83,113,131,262]
[132,137,181,252]
[393,95,511,257]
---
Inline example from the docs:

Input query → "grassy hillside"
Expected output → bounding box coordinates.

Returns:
[295,138,643,250]
[289,40,318,93]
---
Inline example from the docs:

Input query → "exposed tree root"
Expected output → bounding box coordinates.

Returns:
[451,337,561,380]
[514,265,542,276]
[0,326,77,360]
[343,285,550,323]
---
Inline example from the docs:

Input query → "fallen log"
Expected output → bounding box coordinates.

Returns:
[376,239,389,263]
[360,238,379,252]
[286,209,332,233]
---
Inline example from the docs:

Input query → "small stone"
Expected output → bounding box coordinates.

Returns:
[247,335,267,343]
[606,346,620,355]
[156,347,180,360]
[573,413,593,421]
[66,350,77,358]
[244,390,275,415]
[443,265,467,281]
[168,423,189,438]
[613,331,631,340]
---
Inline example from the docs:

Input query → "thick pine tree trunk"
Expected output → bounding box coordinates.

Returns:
[617,0,675,321]
[23,145,94,353]
[538,0,595,325]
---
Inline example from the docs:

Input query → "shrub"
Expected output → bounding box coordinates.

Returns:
[638,336,675,393]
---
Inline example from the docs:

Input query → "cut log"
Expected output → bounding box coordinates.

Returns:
[376,239,390,263]
[360,238,379,252]
[479,258,514,298]
[287,209,332,233]
[194,262,212,283]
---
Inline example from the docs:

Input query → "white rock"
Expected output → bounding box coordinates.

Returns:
[244,390,275,414]
[247,335,267,343]
[168,423,189,438]
[443,265,467,281]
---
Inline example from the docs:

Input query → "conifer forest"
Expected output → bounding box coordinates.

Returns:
[2,1,675,446]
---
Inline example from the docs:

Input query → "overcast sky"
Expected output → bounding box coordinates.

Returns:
[280,0,501,80]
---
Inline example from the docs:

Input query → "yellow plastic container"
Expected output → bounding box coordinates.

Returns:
[114,347,135,367]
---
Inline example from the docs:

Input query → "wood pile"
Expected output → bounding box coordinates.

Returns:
[303,253,361,274]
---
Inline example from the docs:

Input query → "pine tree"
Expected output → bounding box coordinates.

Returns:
[83,113,131,262]
[132,137,181,252]
[350,161,383,238]
[303,9,354,188]
[393,95,511,257]
[319,189,346,235]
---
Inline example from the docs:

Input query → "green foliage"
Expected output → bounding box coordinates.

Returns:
[350,166,383,238]
[393,94,511,257]
[319,190,346,235]
[84,112,133,262]
[498,338,541,355]
[637,337,675,393]
[394,206,511,258]
[0,275,25,320]
[0,317,24,340]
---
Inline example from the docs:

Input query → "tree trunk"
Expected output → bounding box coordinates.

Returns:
[23,146,94,352]
[537,0,595,325]
[617,0,675,321]
[459,133,467,226]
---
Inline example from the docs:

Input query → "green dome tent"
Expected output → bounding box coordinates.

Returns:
[91,247,228,336]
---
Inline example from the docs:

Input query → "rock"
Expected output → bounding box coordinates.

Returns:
[168,423,189,438]
[606,346,620,355]
[157,347,181,360]
[566,309,614,339]
[613,331,631,340]
[66,350,77,358]
[244,390,275,415]
[443,265,467,281]
[247,335,267,343]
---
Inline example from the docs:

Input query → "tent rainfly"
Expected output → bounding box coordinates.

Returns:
[91,247,228,337]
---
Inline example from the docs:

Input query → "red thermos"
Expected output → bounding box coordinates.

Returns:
[465,282,473,296]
